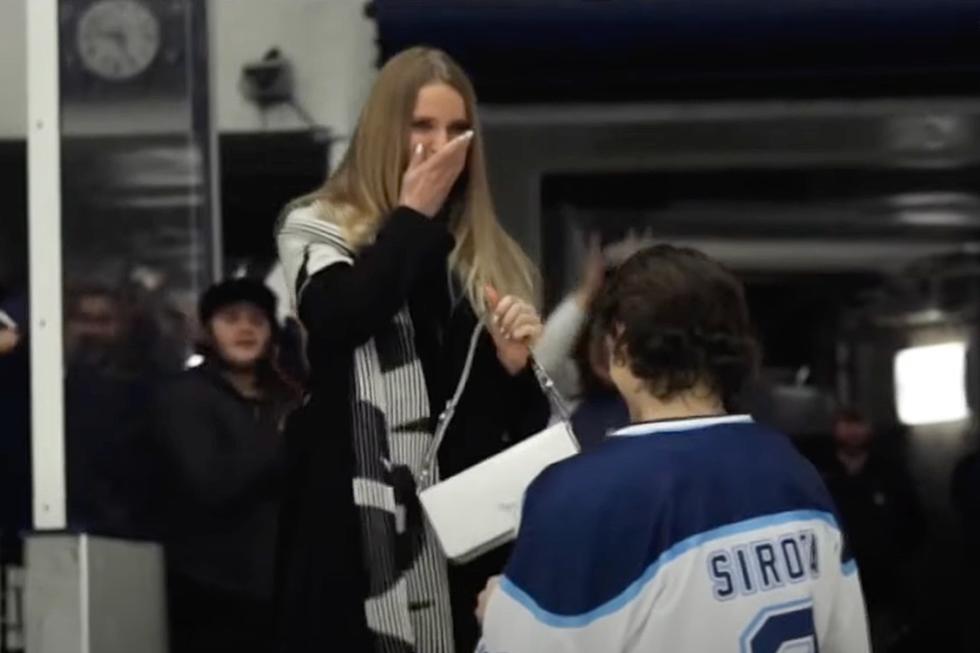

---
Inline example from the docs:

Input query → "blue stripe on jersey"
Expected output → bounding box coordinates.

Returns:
[504,421,851,619]
[501,509,839,629]
[842,559,858,576]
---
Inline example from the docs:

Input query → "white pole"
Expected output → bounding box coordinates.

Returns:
[27,0,66,530]
[206,0,223,282]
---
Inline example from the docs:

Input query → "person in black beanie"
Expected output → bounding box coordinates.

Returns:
[152,278,299,653]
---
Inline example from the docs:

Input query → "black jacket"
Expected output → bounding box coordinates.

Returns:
[816,444,924,609]
[275,206,549,652]
[152,363,292,601]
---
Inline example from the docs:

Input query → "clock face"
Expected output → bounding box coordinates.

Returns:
[76,0,162,81]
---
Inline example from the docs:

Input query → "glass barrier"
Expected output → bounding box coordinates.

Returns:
[57,0,215,539]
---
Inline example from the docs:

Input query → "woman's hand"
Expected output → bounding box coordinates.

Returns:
[486,285,542,376]
[0,328,19,356]
[399,131,473,218]
[475,575,501,625]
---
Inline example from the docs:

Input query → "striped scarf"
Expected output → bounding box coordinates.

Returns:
[278,199,454,653]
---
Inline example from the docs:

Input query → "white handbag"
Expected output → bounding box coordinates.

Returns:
[418,325,580,563]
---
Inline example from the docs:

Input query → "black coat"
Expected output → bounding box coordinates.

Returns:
[815,444,924,610]
[275,207,549,652]
[152,363,291,601]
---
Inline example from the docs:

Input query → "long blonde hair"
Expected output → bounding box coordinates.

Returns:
[314,47,538,312]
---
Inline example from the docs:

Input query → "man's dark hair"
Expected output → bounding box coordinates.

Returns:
[591,244,759,407]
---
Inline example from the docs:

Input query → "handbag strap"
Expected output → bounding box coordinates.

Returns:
[529,356,574,425]
[418,322,576,486]
[419,322,483,486]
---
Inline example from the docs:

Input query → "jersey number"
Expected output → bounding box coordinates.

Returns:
[741,600,817,653]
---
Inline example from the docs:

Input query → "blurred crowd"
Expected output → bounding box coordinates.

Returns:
[2,230,980,652]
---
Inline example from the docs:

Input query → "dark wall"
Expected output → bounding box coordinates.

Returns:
[0,140,27,293]
[219,131,330,270]
[374,0,980,101]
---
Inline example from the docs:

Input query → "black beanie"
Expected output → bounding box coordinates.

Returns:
[199,278,279,334]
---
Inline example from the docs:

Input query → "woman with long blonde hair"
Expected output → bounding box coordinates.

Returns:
[275,47,549,652]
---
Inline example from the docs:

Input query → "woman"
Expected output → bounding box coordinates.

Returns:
[275,47,550,652]
[153,278,298,653]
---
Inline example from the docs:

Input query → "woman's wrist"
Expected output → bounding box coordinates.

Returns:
[497,347,530,376]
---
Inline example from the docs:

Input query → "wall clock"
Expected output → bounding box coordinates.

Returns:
[75,0,162,81]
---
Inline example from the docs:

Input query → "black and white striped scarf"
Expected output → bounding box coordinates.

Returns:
[278,199,455,653]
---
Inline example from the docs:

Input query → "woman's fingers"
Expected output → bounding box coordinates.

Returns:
[508,311,542,344]
[496,298,542,341]
[424,130,473,173]
[497,304,530,341]
[511,323,542,345]
[498,299,524,332]
[493,295,517,325]
[408,142,426,170]
[399,131,472,216]
[509,312,539,332]
[484,284,501,311]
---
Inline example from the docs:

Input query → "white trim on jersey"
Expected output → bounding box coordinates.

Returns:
[611,414,753,437]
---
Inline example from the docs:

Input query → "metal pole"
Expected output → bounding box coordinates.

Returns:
[27,0,66,530]
[205,0,223,283]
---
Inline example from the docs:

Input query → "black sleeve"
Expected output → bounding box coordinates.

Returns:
[952,453,980,519]
[891,462,926,551]
[298,206,450,350]
[155,383,281,513]
[502,362,552,441]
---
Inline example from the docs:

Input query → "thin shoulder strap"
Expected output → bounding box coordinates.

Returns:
[418,325,576,485]
[529,356,573,424]
[419,322,483,485]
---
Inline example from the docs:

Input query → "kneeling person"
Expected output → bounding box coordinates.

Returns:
[478,245,869,652]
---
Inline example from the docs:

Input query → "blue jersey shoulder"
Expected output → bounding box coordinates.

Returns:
[504,422,843,620]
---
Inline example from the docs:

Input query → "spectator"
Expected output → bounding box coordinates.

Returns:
[817,408,924,651]
[0,287,30,554]
[63,284,155,536]
[952,448,980,557]
[952,446,980,651]
[152,278,298,653]
[64,284,126,369]
[0,290,23,355]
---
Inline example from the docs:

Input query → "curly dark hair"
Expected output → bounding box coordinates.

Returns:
[591,244,759,407]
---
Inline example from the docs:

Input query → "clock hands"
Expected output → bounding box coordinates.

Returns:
[99,28,139,70]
